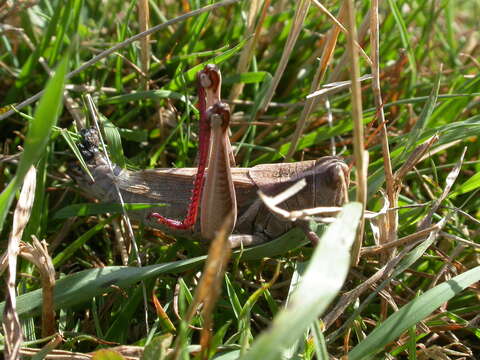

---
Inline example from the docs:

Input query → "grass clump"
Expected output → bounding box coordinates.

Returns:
[0,1,479,359]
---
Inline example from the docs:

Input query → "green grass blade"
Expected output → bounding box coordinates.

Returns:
[16,58,68,177]
[311,320,329,360]
[326,223,443,344]
[2,260,205,321]
[407,326,417,360]
[239,203,362,360]
[104,285,146,343]
[450,171,480,197]
[48,0,73,65]
[367,115,480,197]
[61,129,94,182]
[429,76,480,126]
[241,72,273,166]
[0,54,69,232]
[222,71,269,85]
[214,351,241,360]
[52,218,110,267]
[251,116,373,165]
[400,72,441,161]
[166,38,248,92]
[101,89,189,105]
[11,2,63,92]
[0,228,309,320]
[101,115,126,168]
[348,266,480,360]
[225,274,242,320]
[386,0,417,85]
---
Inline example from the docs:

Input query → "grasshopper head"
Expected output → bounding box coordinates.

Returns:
[313,157,350,207]
[77,127,101,163]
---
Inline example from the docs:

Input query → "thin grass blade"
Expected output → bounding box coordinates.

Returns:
[348,266,480,359]
[0,55,69,232]
[0,227,311,320]
[239,203,362,360]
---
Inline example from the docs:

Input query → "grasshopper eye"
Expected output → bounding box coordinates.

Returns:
[324,161,350,191]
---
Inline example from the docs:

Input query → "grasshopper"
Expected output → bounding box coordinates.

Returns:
[72,65,350,247]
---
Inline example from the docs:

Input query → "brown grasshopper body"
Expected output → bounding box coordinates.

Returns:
[73,65,349,247]
[73,129,349,247]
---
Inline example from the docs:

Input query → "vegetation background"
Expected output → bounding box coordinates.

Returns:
[0,0,479,359]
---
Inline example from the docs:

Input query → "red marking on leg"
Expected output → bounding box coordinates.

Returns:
[149,67,214,230]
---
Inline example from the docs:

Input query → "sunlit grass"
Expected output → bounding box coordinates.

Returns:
[0,1,479,359]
